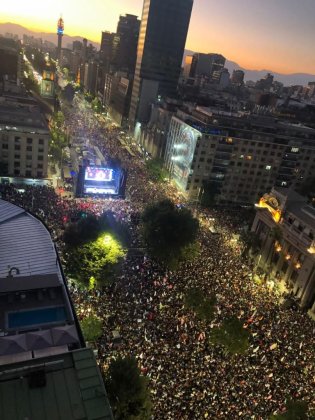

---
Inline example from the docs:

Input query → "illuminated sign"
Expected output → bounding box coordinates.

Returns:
[85,167,113,182]
[255,194,281,223]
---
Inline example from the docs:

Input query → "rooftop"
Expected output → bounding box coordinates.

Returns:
[0,199,82,358]
[0,348,114,420]
[0,98,49,131]
[176,107,315,146]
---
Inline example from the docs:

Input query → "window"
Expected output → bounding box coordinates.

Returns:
[14,136,20,143]
[2,144,8,149]
[38,155,43,161]
[14,154,20,159]
[14,162,20,168]
[37,171,43,178]
[265,165,271,170]
[27,138,33,144]
[38,164,43,169]
[25,170,32,177]
[26,155,32,160]
[15,145,20,151]
[14,169,20,175]
[39,139,44,145]
[27,146,32,151]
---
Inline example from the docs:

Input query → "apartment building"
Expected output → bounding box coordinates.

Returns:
[164,107,315,203]
[252,187,315,313]
[0,96,50,178]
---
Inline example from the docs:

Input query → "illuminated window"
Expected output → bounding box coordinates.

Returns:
[291,147,299,153]
[266,165,272,170]
[240,155,244,159]
[281,181,287,186]
[246,155,252,160]
[226,137,233,144]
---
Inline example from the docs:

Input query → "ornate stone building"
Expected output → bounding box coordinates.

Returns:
[252,187,315,314]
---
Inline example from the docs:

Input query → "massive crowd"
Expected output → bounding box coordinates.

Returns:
[1,95,314,419]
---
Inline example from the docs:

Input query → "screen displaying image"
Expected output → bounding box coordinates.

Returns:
[83,166,121,196]
[85,167,113,182]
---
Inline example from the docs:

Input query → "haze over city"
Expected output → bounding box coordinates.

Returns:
[1,0,315,74]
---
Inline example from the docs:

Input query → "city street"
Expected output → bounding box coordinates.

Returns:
[61,97,315,418]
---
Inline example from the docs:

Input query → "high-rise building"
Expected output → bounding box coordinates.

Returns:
[100,31,119,72]
[209,54,226,80]
[183,55,194,78]
[231,69,245,86]
[129,0,194,124]
[116,14,140,75]
[56,17,64,62]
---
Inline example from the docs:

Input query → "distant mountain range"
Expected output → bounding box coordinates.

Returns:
[0,22,100,49]
[183,50,315,87]
[1,22,314,87]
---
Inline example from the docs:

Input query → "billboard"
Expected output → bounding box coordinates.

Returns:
[171,125,200,191]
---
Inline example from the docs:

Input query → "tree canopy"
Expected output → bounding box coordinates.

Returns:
[241,231,261,257]
[210,316,250,355]
[145,158,168,182]
[105,356,152,420]
[270,400,309,420]
[141,200,199,267]
[65,232,125,287]
[80,315,102,342]
[184,287,216,321]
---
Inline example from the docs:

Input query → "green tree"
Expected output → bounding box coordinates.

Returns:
[63,214,101,246]
[141,199,199,268]
[210,317,250,355]
[49,111,67,163]
[105,356,152,420]
[184,287,216,321]
[270,400,309,420]
[65,233,125,287]
[80,315,102,342]
[145,158,168,182]
[241,231,262,257]
[200,181,219,208]
[91,97,103,113]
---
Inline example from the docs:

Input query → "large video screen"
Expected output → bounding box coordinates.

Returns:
[83,167,121,195]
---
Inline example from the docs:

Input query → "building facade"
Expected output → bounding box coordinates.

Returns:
[164,107,315,203]
[116,14,140,75]
[252,188,315,313]
[0,97,50,178]
[129,0,194,124]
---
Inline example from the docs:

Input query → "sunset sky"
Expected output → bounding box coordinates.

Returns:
[1,0,314,74]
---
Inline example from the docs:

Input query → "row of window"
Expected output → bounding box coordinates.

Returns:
[13,169,43,177]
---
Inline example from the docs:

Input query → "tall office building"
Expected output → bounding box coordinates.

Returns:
[231,69,245,86]
[100,31,119,72]
[188,53,226,80]
[129,0,194,124]
[116,14,140,75]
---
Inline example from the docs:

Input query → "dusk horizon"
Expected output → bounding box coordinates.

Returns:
[1,0,315,75]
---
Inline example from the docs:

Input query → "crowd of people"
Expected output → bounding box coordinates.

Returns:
[1,95,314,419]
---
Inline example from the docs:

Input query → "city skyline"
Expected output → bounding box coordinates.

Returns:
[1,0,315,75]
